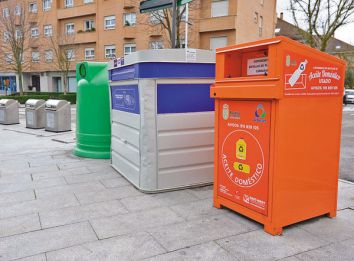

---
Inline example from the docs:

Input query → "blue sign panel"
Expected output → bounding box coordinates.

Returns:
[109,62,215,81]
[111,85,140,114]
[157,84,214,114]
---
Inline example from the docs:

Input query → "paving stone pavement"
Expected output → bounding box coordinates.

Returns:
[0,107,353,260]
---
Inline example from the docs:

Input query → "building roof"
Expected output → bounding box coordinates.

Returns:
[275,17,354,54]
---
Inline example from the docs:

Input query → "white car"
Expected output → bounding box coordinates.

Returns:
[345,89,354,104]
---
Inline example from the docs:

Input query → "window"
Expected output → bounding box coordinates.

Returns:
[31,27,39,38]
[29,2,38,13]
[3,31,9,42]
[44,25,53,37]
[210,36,228,51]
[5,53,13,64]
[14,5,21,16]
[15,28,22,39]
[84,0,93,3]
[2,8,9,18]
[105,45,116,59]
[180,7,186,21]
[124,43,136,55]
[45,50,53,62]
[150,10,163,24]
[85,48,95,60]
[64,0,73,8]
[123,13,136,26]
[179,38,186,48]
[259,16,263,36]
[211,0,229,17]
[104,16,116,30]
[84,20,95,31]
[66,49,75,61]
[43,0,52,11]
[32,51,40,62]
[149,41,163,49]
[65,23,75,34]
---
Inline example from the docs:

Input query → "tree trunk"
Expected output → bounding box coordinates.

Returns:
[18,71,24,96]
[62,74,68,95]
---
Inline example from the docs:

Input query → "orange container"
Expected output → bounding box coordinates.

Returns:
[211,36,346,235]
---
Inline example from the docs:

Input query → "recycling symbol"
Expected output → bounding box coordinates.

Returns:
[238,164,243,170]
[239,146,244,152]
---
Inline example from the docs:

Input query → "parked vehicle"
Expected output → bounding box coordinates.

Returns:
[344,89,354,104]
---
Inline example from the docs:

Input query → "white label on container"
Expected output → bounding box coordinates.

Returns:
[26,111,34,126]
[46,112,55,128]
[247,57,268,76]
[186,48,197,62]
[0,110,4,122]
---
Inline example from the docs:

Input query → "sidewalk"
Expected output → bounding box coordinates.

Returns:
[0,108,353,261]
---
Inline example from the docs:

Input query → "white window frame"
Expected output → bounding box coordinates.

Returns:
[123,13,136,26]
[211,0,229,18]
[45,50,53,62]
[14,5,21,16]
[29,2,38,13]
[104,15,116,30]
[149,41,163,49]
[84,0,93,3]
[124,43,136,55]
[64,0,73,8]
[84,20,95,31]
[3,31,9,42]
[31,51,40,62]
[2,8,9,18]
[85,48,95,60]
[65,23,75,35]
[15,28,22,39]
[66,49,75,61]
[44,25,53,37]
[31,27,39,38]
[5,53,13,64]
[43,0,52,11]
[104,45,116,59]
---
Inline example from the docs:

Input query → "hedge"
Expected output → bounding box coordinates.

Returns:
[6,92,76,104]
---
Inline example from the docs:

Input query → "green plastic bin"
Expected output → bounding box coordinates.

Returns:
[73,62,111,159]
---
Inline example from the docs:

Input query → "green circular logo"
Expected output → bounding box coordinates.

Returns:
[79,64,86,78]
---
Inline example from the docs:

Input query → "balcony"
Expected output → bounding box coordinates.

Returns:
[57,3,96,20]
[149,26,163,37]
[199,15,236,33]
[123,27,136,39]
[58,31,96,45]
[123,0,135,9]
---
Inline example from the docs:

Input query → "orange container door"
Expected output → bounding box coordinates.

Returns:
[217,100,272,215]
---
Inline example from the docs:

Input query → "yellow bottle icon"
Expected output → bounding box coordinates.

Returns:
[236,138,247,160]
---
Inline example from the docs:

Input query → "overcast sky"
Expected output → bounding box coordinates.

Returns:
[276,1,354,45]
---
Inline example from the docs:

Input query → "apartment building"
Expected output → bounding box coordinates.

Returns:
[0,0,276,94]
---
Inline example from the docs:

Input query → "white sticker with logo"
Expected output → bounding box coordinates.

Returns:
[46,112,55,128]
[186,48,197,62]
[26,111,34,126]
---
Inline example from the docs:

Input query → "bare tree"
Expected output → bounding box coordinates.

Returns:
[0,0,34,96]
[290,0,354,51]
[48,34,77,95]
[138,1,200,48]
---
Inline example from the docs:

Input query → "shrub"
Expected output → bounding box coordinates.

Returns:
[6,92,76,104]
